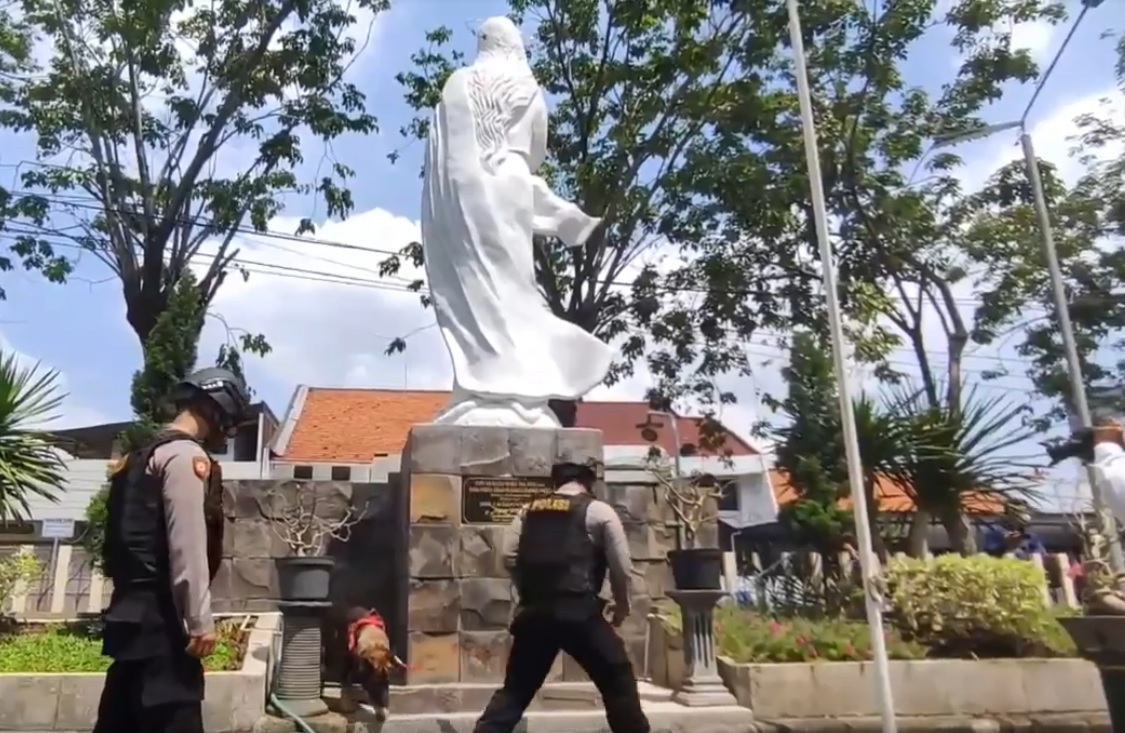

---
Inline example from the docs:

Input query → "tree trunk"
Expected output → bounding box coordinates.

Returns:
[907,509,931,557]
[941,509,977,555]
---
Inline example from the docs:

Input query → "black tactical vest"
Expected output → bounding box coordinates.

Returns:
[514,492,607,617]
[102,431,220,658]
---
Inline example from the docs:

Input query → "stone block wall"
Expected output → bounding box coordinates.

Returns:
[402,425,686,684]
[215,479,408,681]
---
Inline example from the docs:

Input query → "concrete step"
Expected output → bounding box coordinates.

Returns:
[323,682,674,715]
[253,702,755,733]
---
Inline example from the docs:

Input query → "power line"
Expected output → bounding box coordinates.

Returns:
[2,228,1069,376]
[0,183,1079,308]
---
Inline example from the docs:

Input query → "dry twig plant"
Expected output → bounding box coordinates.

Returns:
[1071,506,1125,615]
[265,485,367,557]
[645,448,724,549]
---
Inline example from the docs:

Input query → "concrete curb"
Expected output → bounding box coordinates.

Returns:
[717,658,1108,720]
[249,711,1113,733]
[756,714,1112,733]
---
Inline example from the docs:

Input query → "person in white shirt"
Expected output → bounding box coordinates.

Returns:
[1093,421,1125,524]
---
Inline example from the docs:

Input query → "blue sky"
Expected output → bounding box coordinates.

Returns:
[2,0,1124,504]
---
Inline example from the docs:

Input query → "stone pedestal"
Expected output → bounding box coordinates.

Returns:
[667,590,737,707]
[403,424,653,684]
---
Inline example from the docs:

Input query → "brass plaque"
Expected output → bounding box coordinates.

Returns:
[462,476,554,524]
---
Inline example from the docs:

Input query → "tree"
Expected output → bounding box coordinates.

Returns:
[0,349,66,520]
[0,0,386,357]
[0,4,68,299]
[769,331,855,556]
[667,0,1066,416]
[886,384,1040,555]
[385,0,773,418]
[119,271,205,451]
[955,106,1125,429]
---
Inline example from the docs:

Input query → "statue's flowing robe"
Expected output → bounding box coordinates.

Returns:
[420,59,614,405]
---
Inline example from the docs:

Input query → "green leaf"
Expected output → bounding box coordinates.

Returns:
[0,351,67,521]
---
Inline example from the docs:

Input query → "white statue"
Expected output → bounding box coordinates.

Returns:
[420,16,614,428]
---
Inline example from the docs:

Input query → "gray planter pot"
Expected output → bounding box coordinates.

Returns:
[668,547,723,590]
[275,555,335,602]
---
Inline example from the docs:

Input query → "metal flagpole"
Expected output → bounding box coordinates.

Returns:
[785,1,897,732]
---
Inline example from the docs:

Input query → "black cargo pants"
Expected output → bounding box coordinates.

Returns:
[92,652,205,733]
[472,610,650,733]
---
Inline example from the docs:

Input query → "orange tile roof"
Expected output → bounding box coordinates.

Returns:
[768,469,1004,515]
[576,401,757,457]
[278,388,758,462]
[282,388,449,462]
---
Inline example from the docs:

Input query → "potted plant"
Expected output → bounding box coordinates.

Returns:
[265,484,365,603]
[1058,511,1125,731]
[646,449,725,590]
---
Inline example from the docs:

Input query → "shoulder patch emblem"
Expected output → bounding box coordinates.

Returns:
[192,456,210,480]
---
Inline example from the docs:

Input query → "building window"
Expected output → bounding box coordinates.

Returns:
[293,465,313,480]
[330,466,351,481]
[718,480,739,512]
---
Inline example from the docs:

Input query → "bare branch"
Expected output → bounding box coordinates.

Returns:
[263,484,369,557]
[645,449,723,549]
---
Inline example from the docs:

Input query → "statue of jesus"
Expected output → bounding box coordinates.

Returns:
[420,16,614,428]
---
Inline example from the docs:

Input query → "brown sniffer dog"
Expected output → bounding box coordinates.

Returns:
[344,607,397,720]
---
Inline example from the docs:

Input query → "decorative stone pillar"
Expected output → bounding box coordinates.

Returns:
[667,589,737,707]
[269,601,331,719]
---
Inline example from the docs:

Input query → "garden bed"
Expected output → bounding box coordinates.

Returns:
[654,604,1076,668]
[0,613,276,732]
[0,616,251,673]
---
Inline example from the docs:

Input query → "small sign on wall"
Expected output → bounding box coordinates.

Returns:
[41,519,76,540]
[462,476,554,524]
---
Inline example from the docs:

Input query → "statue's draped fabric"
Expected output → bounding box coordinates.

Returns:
[420,18,613,427]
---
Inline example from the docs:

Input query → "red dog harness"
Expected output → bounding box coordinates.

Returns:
[347,611,387,654]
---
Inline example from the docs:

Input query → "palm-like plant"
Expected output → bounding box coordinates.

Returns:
[886,384,1040,555]
[0,350,66,520]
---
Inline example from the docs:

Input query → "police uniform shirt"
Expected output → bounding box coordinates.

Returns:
[1094,441,1125,525]
[148,438,215,636]
[501,482,633,616]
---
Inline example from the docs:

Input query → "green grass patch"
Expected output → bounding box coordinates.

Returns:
[0,619,249,673]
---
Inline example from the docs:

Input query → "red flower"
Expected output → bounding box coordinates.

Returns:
[768,621,782,636]
[796,635,809,646]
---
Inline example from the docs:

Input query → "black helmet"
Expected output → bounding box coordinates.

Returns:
[550,457,603,488]
[172,367,251,430]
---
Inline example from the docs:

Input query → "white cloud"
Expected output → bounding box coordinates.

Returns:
[947,17,1057,72]
[1010,19,1055,62]
[962,87,1124,187]
[199,207,446,392]
[0,334,110,429]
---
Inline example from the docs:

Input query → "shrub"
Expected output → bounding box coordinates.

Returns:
[80,486,110,574]
[0,617,248,672]
[0,550,41,607]
[885,553,1073,658]
[659,604,926,663]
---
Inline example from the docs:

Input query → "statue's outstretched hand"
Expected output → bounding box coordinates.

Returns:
[560,214,602,249]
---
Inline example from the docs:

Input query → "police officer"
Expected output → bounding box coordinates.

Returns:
[92,367,251,733]
[472,460,651,733]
